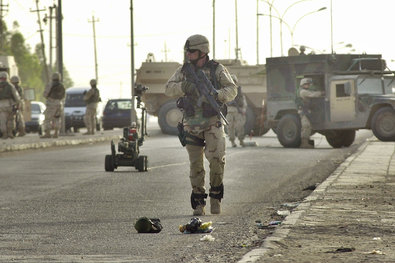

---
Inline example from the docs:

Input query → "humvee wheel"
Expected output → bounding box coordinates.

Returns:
[158,101,182,135]
[136,155,148,172]
[325,130,355,148]
[372,107,395,141]
[105,155,115,172]
[277,114,301,148]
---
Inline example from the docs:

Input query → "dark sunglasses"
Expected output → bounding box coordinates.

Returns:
[187,49,199,53]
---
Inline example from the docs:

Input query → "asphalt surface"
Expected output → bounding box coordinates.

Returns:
[1,130,394,263]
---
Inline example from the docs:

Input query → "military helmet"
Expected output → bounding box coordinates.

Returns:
[90,79,97,86]
[0,71,9,80]
[52,72,61,81]
[231,74,238,84]
[300,78,312,87]
[185,34,210,54]
[10,75,20,83]
[134,217,153,233]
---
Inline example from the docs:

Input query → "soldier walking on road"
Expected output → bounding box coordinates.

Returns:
[10,76,26,137]
[227,74,247,147]
[165,34,237,216]
[41,72,65,139]
[298,78,324,148]
[0,72,21,139]
[83,79,101,135]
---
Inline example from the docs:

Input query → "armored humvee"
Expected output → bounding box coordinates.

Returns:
[264,53,395,148]
[136,54,267,135]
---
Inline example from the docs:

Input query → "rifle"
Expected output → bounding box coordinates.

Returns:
[183,63,229,125]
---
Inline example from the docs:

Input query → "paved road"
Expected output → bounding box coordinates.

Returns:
[0,128,373,262]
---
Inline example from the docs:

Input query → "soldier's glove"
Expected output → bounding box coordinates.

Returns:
[181,81,198,96]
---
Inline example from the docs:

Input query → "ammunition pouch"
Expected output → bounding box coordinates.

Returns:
[191,192,208,209]
[177,122,205,147]
[177,96,195,117]
[202,102,227,119]
[209,184,224,200]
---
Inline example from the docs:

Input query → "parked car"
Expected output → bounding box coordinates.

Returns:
[64,87,103,132]
[102,99,133,130]
[25,101,46,135]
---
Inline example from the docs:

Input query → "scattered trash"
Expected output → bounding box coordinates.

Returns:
[269,221,282,226]
[364,250,385,255]
[134,217,162,233]
[372,237,382,241]
[325,247,355,253]
[277,210,291,216]
[200,234,215,242]
[179,218,213,234]
[281,202,300,209]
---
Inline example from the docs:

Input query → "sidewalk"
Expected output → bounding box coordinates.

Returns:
[239,138,395,263]
[0,130,122,153]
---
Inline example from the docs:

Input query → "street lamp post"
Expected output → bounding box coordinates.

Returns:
[258,6,326,54]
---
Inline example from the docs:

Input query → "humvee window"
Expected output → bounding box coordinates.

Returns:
[357,78,382,94]
[336,83,351,97]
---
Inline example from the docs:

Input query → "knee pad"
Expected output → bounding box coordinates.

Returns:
[209,184,224,200]
[190,192,208,209]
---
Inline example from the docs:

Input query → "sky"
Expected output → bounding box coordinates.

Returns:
[3,0,395,101]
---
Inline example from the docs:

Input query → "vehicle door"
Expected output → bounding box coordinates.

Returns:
[329,77,356,122]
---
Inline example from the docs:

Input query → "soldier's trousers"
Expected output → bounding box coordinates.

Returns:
[43,104,61,131]
[300,114,312,140]
[0,107,14,136]
[185,124,226,195]
[227,110,246,142]
[84,105,97,133]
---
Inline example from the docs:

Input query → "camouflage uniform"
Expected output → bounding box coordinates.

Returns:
[10,76,26,136]
[299,78,323,148]
[165,34,237,215]
[41,73,65,138]
[227,75,247,147]
[83,79,101,135]
[0,72,21,139]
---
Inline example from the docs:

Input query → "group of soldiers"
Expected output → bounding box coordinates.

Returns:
[0,72,25,139]
[0,70,100,140]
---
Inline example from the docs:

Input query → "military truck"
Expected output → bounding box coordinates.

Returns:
[135,53,267,135]
[264,53,395,148]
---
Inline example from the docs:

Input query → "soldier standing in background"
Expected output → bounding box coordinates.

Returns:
[83,79,101,135]
[298,78,324,148]
[41,72,65,139]
[165,34,237,216]
[227,74,247,147]
[0,72,21,139]
[10,76,26,137]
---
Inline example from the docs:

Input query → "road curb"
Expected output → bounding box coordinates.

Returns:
[237,140,370,263]
[0,135,122,153]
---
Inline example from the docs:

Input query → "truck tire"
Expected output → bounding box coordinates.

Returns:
[371,107,395,141]
[277,114,301,148]
[105,155,115,172]
[325,130,355,148]
[158,101,182,135]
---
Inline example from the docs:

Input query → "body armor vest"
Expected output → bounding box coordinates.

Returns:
[0,82,14,100]
[86,88,100,104]
[48,82,65,100]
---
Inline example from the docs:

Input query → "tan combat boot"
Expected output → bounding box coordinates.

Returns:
[230,140,237,147]
[210,198,221,214]
[193,205,206,216]
[239,139,245,147]
[300,138,314,149]
[40,130,52,139]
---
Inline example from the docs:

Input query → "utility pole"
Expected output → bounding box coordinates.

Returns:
[31,0,49,84]
[161,41,169,62]
[44,4,57,76]
[130,0,137,124]
[88,15,99,82]
[56,0,65,135]
[234,0,240,60]
[0,0,9,52]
